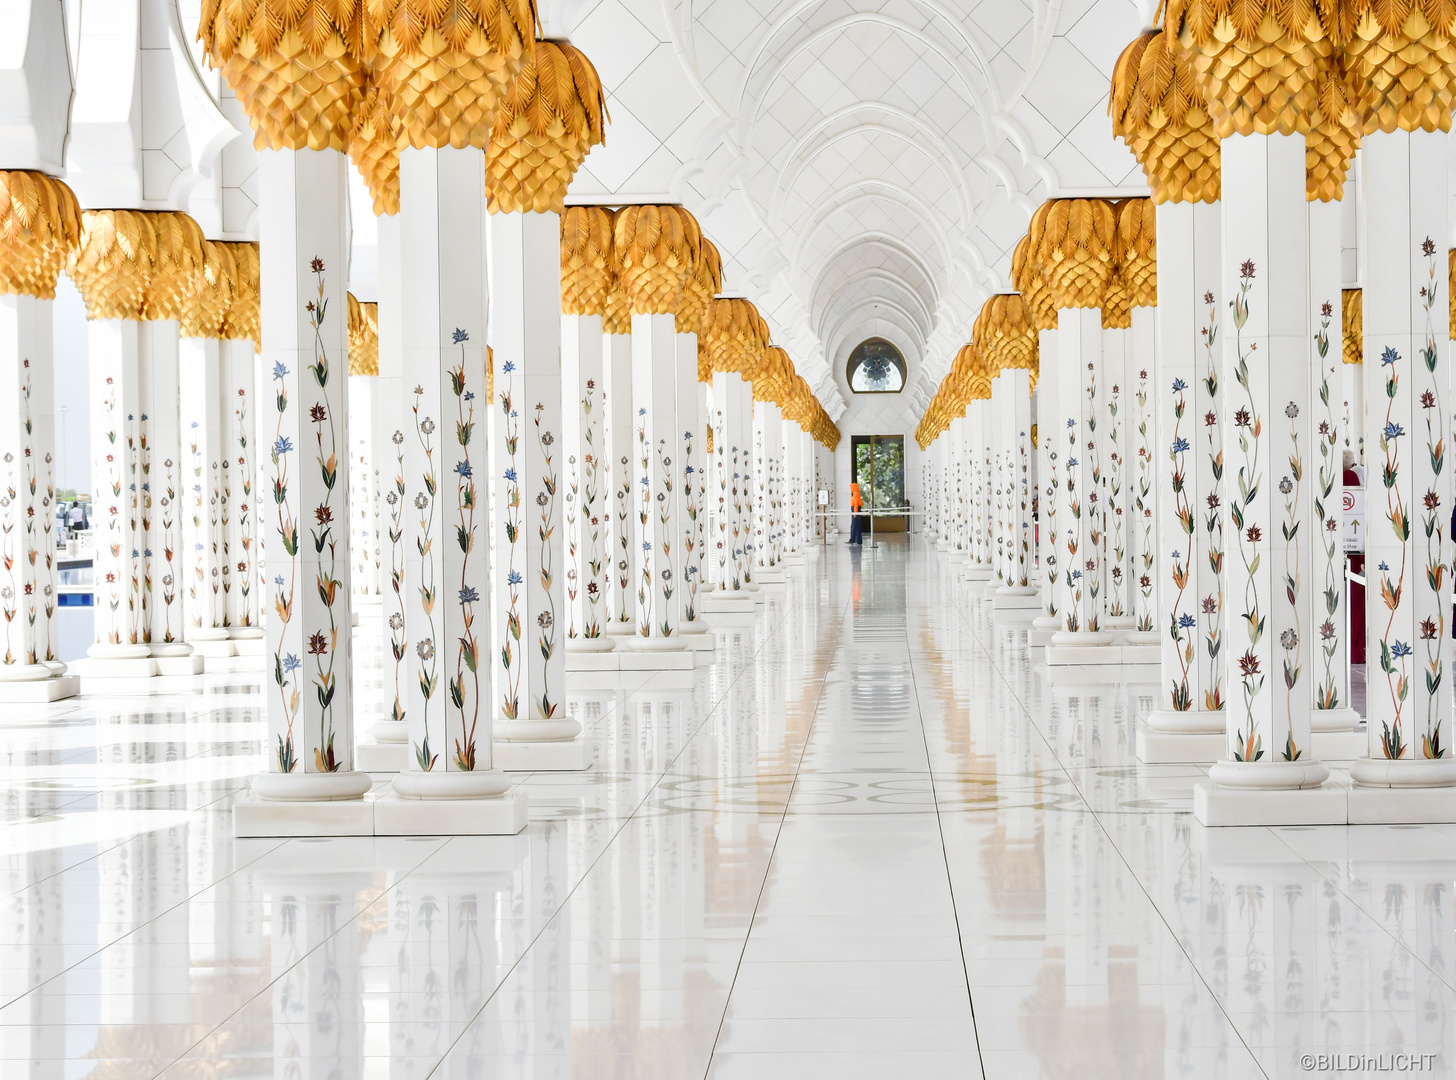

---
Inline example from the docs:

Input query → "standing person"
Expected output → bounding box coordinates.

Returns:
[848,481,864,545]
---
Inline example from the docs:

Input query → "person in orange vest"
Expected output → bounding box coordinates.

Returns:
[848,481,864,545]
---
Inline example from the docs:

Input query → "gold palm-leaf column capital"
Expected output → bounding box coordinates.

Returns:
[348,82,402,215]
[614,204,697,315]
[67,209,160,321]
[1117,196,1157,314]
[1341,287,1362,363]
[1012,231,1057,332]
[560,204,614,316]
[219,241,261,348]
[364,0,538,153]
[1109,28,1221,204]
[486,40,607,215]
[347,291,379,374]
[143,211,207,322]
[975,293,1040,392]
[1346,0,1456,135]
[1035,198,1117,312]
[197,0,370,152]
[180,238,238,339]
[677,236,721,336]
[0,171,82,299]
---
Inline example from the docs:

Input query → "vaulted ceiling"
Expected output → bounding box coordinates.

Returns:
[551,0,1160,420]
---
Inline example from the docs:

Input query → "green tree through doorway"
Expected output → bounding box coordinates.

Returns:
[851,435,905,528]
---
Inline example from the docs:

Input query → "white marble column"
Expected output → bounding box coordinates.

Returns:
[87,319,149,665]
[965,401,990,579]
[1102,327,1132,627]
[1128,307,1159,644]
[995,368,1037,601]
[784,419,803,559]
[563,313,612,650]
[1352,128,1456,791]
[391,144,510,796]
[1031,328,1061,635]
[707,370,753,598]
[179,337,230,658]
[1147,200,1227,739]
[628,313,688,644]
[605,330,636,632]
[739,374,759,584]
[346,372,376,606]
[373,213,407,735]
[676,333,708,628]
[252,147,368,801]
[755,399,785,580]
[1206,132,1327,792]
[1308,199,1358,733]
[489,208,582,762]
[1050,308,1116,655]
[0,293,71,698]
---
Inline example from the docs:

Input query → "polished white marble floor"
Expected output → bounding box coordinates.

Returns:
[1,539,1452,1078]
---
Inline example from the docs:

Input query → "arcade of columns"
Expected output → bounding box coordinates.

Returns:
[0,2,838,836]
[919,2,1456,826]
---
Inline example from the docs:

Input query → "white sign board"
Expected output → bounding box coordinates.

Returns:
[818,489,829,506]
[1342,486,1365,553]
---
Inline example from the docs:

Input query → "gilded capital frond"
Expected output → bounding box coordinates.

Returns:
[1109,29,1220,204]
[364,0,537,151]
[348,82,401,216]
[220,241,261,348]
[486,41,608,214]
[614,205,698,315]
[1346,1,1456,135]
[144,212,207,322]
[0,171,81,299]
[1161,0,1346,139]
[180,239,237,339]
[974,294,1039,391]
[1035,198,1117,311]
[347,292,379,374]
[1342,287,1362,363]
[1117,196,1157,310]
[750,346,793,403]
[67,210,159,321]
[700,297,763,376]
[198,0,368,151]
[1012,232,1057,332]
[560,205,614,316]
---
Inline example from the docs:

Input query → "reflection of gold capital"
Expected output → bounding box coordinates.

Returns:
[1109,29,1219,205]
[560,205,614,317]
[347,292,379,374]
[0,171,81,300]
[486,42,607,215]
[1342,287,1361,364]
[197,0,368,151]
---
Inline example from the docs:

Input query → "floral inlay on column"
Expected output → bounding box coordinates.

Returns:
[1313,301,1343,711]
[1228,262,1266,761]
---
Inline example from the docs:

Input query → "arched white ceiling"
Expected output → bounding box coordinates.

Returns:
[543,0,1149,418]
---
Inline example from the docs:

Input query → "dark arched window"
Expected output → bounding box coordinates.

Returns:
[846,337,906,393]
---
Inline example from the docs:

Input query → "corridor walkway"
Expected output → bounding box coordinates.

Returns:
[0,540,1449,1078]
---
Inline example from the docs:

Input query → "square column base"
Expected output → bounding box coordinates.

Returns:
[1347,786,1456,824]
[1027,627,1057,647]
[701,592,756,614]
[356,738,409,772]
[190,640,236,659]
[492,737,590,772]
[1045,643,1125,666]
[1194,780,1348,826]
[1140,729,1369,764]
[234,795,377,837]
[1120,644,1160,664]
[618,649,696,672]
[233,634,266,656]
[156,655,205,676]
[0,676,80,703]
[677,630,717,651]
[993,589,1040,610]
[373,791,528,835]
[566,651,619,672]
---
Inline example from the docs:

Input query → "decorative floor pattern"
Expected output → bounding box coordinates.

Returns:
[0,538,1449,1078]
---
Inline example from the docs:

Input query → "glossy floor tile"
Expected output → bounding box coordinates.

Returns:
[0,538,1451,1077]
